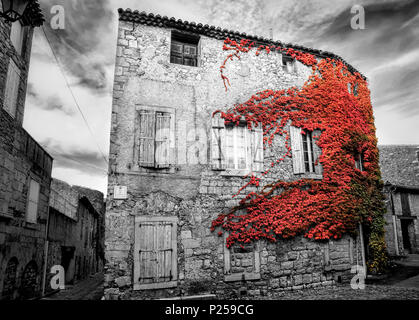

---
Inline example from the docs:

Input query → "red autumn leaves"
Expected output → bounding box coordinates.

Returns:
[212,38,382,248]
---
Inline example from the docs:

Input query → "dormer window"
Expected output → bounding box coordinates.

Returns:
[170,31,199,67]
[282,54,295,73]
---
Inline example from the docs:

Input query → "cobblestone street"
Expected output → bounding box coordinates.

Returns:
[42,273,104,300]
[40,257,419,300]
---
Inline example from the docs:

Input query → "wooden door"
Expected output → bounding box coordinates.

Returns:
[134,216,178,290]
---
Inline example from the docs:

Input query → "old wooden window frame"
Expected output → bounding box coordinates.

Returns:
[133,216,178,290]
[3,59,21,118]
[355,153,364,171]
[211,114,264,176]
[290,125,323,178]
[223,233,261,282]
[170,31,200,67]
[10,20,25,55]
[400,192,411,216]
[134,105,175,170]
[282,54,296,73]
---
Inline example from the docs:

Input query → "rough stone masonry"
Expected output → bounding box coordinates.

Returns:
[104,9,366,300]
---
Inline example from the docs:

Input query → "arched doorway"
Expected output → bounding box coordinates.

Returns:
[19,261,39,299]
[2,257,19,300]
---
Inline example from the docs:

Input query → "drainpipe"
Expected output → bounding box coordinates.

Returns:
[388,185,399,256]
[359,224,367,278]
[41,205,51,296]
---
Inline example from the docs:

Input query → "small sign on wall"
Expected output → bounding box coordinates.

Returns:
[114,186,128,200]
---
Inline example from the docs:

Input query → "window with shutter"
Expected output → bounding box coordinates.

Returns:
[26,179,40,224]
[155,112,171,168]
[282,54,295,73]
[290,126,304,174]
[3,59,21,118]
[400,193,411,216]
[170,31,199,67]
[224,233,260,282]
[211,115,226,170]
[290,126,322,176]
[136,108,173,169]
[225,125,248,170]
[10,21,24,55]
[134,216,178,290]
[302,131,315,173]
[252,125,264,172]
[355,153,364,171]
[211,115,264,174]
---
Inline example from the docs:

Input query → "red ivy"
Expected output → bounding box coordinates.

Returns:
[212,38,383,249]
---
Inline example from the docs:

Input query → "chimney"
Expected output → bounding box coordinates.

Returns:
[269,28,273,40]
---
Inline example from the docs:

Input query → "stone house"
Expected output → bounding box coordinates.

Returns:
[0,2,51,300]
[105,9,368,299]
[45,179,105,293]
[379,145,419,256]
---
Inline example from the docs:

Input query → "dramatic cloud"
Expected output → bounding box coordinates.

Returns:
[39,0,116,92]
[24,0,418,193]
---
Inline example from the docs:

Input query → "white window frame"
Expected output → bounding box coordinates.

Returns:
[26,179,40,224]
[290,125,323,178]
[3,59,21,118]
[225,125,249,171]
[211,114,264,176]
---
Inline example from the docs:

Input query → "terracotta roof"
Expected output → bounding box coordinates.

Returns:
[379,145,419,187]
[118,8,365,79]
[21,0,44,27]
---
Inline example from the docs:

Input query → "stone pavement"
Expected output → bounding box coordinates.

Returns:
[39,256,419,300]
[42,273,104,300]
[392,254,419,289]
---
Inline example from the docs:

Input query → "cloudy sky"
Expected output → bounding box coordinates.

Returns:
[23,0,419,194]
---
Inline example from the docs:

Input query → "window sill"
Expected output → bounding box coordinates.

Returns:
[224,272,261,282]
[24,222,40,230]
[0,213,14,220]
[295,173,323,180]
[220,169,251,177]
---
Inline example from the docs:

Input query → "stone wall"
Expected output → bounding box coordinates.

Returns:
[46,179,105,290]
[0,15,52,300]
[383,187,419,256]
[105,19,365,299]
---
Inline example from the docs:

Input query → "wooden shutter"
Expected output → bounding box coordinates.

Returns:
[138,111,155,167]
[26,179,40,224]
[155,112,171,168]
[134,216,178,290]
[252,125,264,172]
[312,129,323,175]
[10,21,23,55]
[401,193,411,216]
[211,115,226,170]
[4,60,21,118]
[290,125,304,174]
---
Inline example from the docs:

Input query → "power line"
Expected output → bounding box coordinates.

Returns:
[39,142,108,176]
[40,25,109,166]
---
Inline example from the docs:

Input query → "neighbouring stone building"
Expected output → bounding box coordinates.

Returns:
[45,179,105,294]
[0,2,51,300]
[379,145,419,256]
[105,9,369,299]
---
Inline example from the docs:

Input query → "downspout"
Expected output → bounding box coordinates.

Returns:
[359,224,367,278]
[388,185,399,256]
[41,205,51,296]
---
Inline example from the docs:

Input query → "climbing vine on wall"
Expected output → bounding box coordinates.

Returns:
[212,38,388,273]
